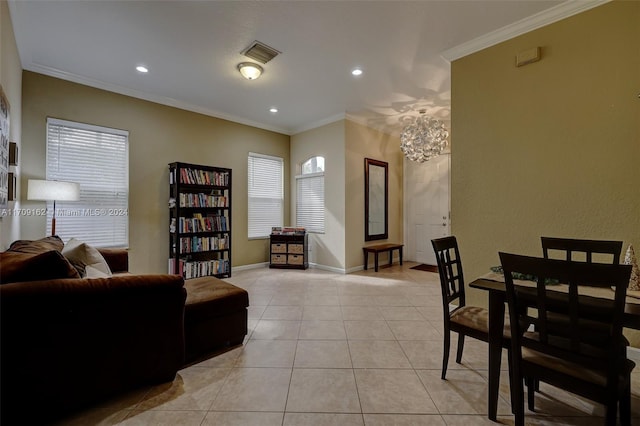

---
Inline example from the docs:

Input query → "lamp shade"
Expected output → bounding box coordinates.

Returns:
[27,179,80,201]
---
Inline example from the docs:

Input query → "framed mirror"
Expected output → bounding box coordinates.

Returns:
[364,158,388,241]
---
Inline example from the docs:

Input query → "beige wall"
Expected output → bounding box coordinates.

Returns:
[21,71,290,273]
[291,120,346,271]
[0,0,22,249]
[451,2,639,342]
[345,120,403,271]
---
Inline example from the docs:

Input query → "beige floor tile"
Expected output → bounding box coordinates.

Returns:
[202,411,284,426]
[398,340,446,370]
[234,339,297,367]
[363,414,447,425]
[380,306,425,320]
[387,320,442,340]
[354,369,438,414]
[294,340,352,368]
[417,369,493,415]
[411,295,446,307]
[340,295,378,306]
[246,294,273,306]
[375,295,413,306]
[211,368,291,412]
[120,410,207,425]
[442,414,504,425]
[261,305,303,320]
[303,305,343,320]
[283,412,364,425]
[341,305,382,320]
[251,320,300,340]
[299,320,347,339]
[136,366,230,411]
[349,340,411,368]
[304,294,341,305]
[416,306,444,321]
[196,346,244,368]
[344,320,395,340]
[269,293,305,305]
[286,368,361,413]
[247,304,266,319]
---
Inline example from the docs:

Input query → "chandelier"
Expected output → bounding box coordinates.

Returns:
[400,111,449,163]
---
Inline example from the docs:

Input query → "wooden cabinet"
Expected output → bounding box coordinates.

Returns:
[269,233,308,269]
[168,162,231,279]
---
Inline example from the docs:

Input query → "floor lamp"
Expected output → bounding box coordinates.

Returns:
[27,179,80,236]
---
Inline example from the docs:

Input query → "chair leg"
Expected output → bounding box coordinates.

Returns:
[525,377,535,411]
[441,329,451,380]
[455,333,465,364]
[512,370,525,426]
[620,382,632,426]
[604,399,618,426]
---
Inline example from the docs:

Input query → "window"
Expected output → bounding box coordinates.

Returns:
[248,152,283,238]
[296,156,324,233]
[46,118,129,247]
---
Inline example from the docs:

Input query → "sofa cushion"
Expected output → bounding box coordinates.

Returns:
[8,235,64,254]
[184,277,249,317]
[0,250,80,284]
[62,238,112,278]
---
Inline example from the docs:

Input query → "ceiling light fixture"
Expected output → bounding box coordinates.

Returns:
[238,62,263,80]
[400,110,449,163]
[269,107,278,113]
[136,65,148,73]
[351,68,363,76]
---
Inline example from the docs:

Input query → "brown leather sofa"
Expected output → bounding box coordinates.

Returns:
[0,238,187,424]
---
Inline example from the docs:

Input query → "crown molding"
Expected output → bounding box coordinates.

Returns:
[441,0,610,62]
[23,62,292,136]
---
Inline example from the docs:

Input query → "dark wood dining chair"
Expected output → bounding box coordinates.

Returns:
[499,252,634,426]
[541,236,622,264]
[431,236,511,380]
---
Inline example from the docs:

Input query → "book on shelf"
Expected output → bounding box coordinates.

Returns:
[168,258,229,279]
[178,167,230,186]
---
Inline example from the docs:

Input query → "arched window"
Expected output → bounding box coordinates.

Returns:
[296,156,325,233]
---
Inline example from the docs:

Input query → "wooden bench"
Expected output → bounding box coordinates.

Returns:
[363,243,404,272]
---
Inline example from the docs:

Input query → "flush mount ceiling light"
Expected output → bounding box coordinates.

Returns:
[351,68,363,76]
[238,62,263,80]
[400,110,449,163]
[269,107,278,113]
[136,65,148,73]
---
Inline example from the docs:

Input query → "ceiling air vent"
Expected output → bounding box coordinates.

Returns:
[242,41,280,64]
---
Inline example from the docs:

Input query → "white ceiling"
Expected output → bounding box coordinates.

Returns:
[8,0,604,136]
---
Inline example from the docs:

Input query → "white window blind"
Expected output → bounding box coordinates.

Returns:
[46,118,129,247]
[248,152,283,238]
[296,172,325,233]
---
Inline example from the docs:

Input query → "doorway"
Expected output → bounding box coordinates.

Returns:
[404,153,450,266]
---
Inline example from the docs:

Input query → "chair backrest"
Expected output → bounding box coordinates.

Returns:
[541,236,622,264]
[431,236,465,310]
[499,252,631,379]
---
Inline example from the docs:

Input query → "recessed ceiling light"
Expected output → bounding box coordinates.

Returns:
[269,107,278,113]
[351,68,363,76]
[136,65,148,73]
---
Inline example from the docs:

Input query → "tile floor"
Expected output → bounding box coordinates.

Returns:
[57,263,639,425]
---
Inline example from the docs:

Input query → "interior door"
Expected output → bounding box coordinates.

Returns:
[404,153,450,266]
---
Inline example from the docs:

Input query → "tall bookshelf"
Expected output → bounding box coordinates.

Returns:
[169,162,231,279]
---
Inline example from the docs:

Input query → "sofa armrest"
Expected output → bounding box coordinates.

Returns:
[0,274,186,423]
[97,247,129,273]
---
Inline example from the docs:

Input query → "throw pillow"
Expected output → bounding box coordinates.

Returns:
[62,238,112,278]
[0,250,80,284]
[623,244,640,292]
[8,235,64,254]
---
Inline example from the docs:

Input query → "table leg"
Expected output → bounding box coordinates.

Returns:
[374,252,379,272]
[399,247,403,265]
[487,289,505,421]
[389,249,393,266]
[363,250,368,270]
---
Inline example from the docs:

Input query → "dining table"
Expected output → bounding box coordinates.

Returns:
[469,275,640,421]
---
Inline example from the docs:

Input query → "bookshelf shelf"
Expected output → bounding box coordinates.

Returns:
[169,162,232,279]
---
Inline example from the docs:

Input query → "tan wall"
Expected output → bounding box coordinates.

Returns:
[451,2,639,343]
[345,120,403,271]
[20,71,290,273]
[291,120,346,270]
[0,0,22,249]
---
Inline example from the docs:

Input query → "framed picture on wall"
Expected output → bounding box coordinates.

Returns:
[0,85,10,210]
